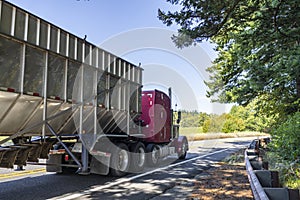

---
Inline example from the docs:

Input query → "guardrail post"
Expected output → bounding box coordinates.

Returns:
[264,188,288,200]
[245,139,300,200]
[245,150,270,200]
[254,170,279,188]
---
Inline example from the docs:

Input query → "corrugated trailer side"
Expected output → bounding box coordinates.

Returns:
[0,1,188,176]
[0,0,143,173]
[0,0,143,136]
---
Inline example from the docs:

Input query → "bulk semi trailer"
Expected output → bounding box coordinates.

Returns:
[0,0,188,176]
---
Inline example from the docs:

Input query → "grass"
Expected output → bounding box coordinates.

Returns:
[180,127,203,135]
[180,127,269,141]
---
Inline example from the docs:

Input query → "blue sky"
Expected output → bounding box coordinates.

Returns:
[7,0,231,114]
[8,0,179,44]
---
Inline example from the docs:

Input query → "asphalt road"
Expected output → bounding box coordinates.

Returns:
[0,137,257,200]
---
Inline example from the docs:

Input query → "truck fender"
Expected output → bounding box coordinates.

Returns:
[173,136,189,159]
[177,135,189,150]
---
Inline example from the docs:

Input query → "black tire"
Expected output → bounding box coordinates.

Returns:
[129,142,146,173]
[178,139,188,159]
[110,143,130,177]
[146,144,160,167]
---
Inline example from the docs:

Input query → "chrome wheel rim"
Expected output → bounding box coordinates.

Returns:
[151,147,159,164]
[118,149,129,171]
[137,147,145,167]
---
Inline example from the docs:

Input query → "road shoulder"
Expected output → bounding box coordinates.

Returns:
[151,149,253,200]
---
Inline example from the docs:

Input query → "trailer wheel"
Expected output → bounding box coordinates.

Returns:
[110,143,130,176]
[178,139,188,159]
[146,144,160,167]
[129,142,146,172]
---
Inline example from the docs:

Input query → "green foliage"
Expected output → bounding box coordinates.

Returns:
[199,112,209,127]
[267,151,300,190]
[270,112,300,162]
[180,103,272,133]
[160,1,299,185]
[202,114,226,133]
[265,112,300,189]
[228,102,275,133]
[286,177,300,190]
[222,114,245,133]
[213,10,300,117]
[223,150,245,164]
[179,110,210,128]
[159,0,300,119]
[180,110,201,127]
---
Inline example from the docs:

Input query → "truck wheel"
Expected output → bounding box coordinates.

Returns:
[178,139,188,159]
[146,144,160,167]
[110,143,130,176]
[129,142,146,172]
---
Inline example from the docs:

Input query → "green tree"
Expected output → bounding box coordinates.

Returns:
[198,112,209,127]
[243,98,277,132]
[222,114,245,133]
[180,110,200,127]
[202,114,226,133]
[158,0,300,118]
[221,103,275,133]
[159,2,299,186]
[202,118,211,133]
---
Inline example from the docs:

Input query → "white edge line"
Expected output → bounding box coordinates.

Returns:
[50,148,229,200]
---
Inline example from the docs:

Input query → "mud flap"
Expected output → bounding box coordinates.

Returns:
[46,154,62,173]
[90,152,111,175]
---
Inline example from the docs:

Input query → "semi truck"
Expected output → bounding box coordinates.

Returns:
[0,0,189,176]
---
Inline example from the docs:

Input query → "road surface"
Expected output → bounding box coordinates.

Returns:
[0,137,257,200]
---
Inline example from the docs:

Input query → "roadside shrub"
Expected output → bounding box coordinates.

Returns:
[268,112,300,189]
[222,114,245,133]
[270,112,300,162]
[202,114,226,133]
[202,119,211,133]
[267,151,300,189]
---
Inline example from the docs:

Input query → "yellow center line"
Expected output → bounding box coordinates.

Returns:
[0,168,46,179]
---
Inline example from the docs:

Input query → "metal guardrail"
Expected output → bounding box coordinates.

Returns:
[245,138,300,200]
[245,149,270,200]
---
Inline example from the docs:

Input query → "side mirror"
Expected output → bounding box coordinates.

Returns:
[176,111,181,124]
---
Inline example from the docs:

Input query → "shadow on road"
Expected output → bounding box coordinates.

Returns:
[0,139,252,200]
